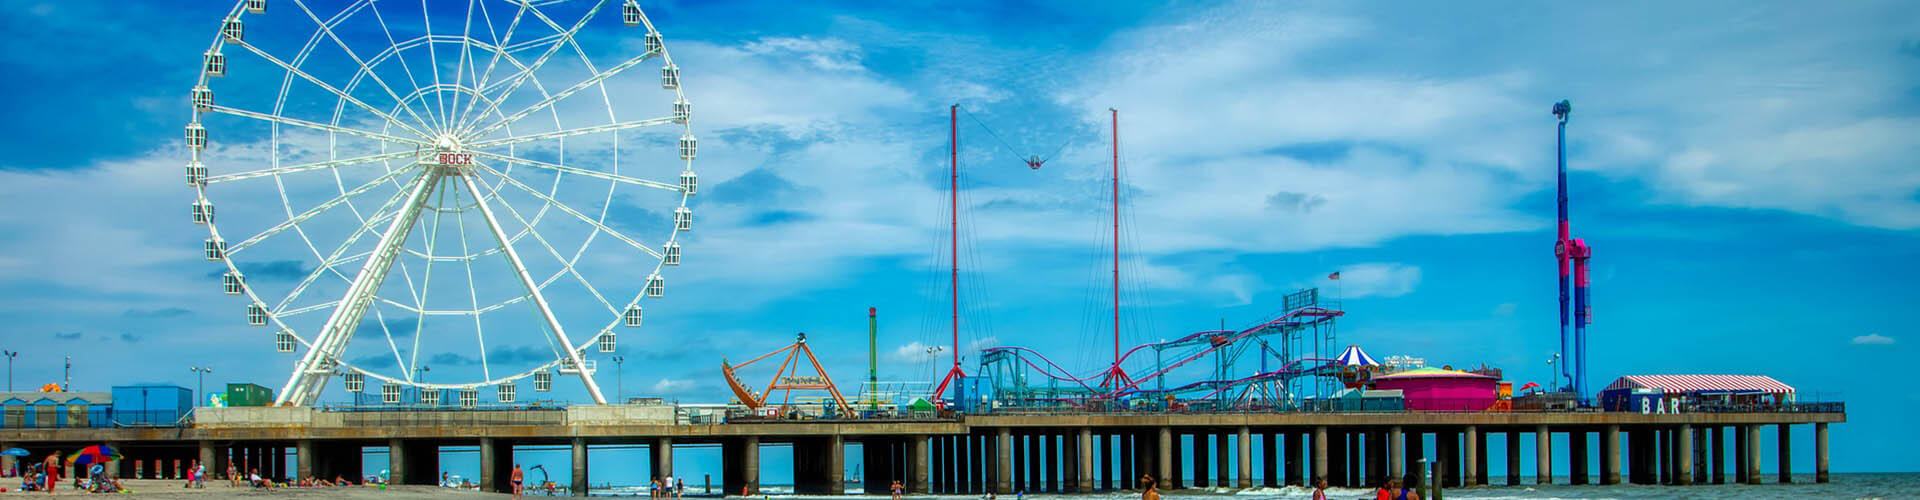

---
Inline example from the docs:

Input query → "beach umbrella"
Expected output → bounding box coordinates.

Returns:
[1,448,29,457]
[66,445,118,468]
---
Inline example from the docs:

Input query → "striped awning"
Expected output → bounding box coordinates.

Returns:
[1603,375,1794,395]
[1335,345,1378,367]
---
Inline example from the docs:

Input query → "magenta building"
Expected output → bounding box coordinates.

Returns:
[1372,367,1500,412]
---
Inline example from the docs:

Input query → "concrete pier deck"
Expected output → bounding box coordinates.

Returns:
[0,408,1843,497]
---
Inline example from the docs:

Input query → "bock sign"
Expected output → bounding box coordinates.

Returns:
[437,152,473,166]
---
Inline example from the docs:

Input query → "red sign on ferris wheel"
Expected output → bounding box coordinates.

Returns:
[437,152,473,166]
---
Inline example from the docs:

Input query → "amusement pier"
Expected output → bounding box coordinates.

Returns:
[0,1,1852,496]
[0,400,1844,496]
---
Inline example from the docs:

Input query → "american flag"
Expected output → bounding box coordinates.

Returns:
[1328,271,1340,280]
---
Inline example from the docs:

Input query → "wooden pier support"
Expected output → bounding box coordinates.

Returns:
[1312,426,1328,485]
[1744,425,1761,485]
[1569,428,1589,485]
[1534,425,1551,485]
[1077,428,1093,492]
[1388,426,1404,481]
[1284,431,1303,486]
[1235,427,1251,488]
[1463,426,1479,486]
[1505,430,1520,486]
[1601,424,1621,485]
[723,436,761,495]
[1815,423,1829,483]
[1777,424,1792,483]
[1261,432,1278,487]
[1675,425,1693,486]
[571,438,589,497]
[478,438,508,493]
[1217,432,1232,488]
[1711,426,1725,484]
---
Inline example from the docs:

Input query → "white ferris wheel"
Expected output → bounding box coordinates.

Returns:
[186,0,695,406]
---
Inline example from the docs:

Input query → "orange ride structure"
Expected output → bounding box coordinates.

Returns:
[722,332,855,417]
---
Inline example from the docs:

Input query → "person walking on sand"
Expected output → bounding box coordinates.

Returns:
[511,463,525,499]
[40,453,58,495]
[228,462,240,487]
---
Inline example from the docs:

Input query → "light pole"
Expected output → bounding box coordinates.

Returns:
[611,356,625,404]
[189,366,214,407]
[63,356,71,391]
[3,350,16,392]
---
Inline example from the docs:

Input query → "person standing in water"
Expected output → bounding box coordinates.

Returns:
[1311,477,1328,500]
[1141,475,1160,500]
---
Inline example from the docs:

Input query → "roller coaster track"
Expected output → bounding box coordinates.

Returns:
[981,306,1342,402]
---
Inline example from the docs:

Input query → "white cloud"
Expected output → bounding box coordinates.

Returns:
[1851,333,1895,345]
[650,378,697,394]
[1329,263,1422,299]
[889,341,941,364]
[1492,303,1518,317]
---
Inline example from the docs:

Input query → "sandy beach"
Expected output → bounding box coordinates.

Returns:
[0,480,506,498]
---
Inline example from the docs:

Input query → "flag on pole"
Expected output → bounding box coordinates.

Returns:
[1328,271,1340,280]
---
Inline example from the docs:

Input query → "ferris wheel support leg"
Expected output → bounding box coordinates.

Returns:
[459,173,610,405]
[275,170,443,406]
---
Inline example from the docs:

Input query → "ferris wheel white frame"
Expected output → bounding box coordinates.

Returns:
[186,0,696,406]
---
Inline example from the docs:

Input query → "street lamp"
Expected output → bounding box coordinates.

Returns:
[189,366,213,407]
[611,356,625,403]
[3,350,17,392]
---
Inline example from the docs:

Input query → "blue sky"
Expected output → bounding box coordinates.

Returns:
[1,0,1917,478]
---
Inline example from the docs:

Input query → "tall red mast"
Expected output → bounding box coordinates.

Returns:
[934,104,965,404]
[1102,108,1131,391]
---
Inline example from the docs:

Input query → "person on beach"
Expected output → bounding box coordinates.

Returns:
[1139,473,1153,491]
[511,463,525,499]
[676,476,686,499]
[1392,477,1419,500]
[1141,475,1159,500]
[197,461,208,488]
[40,453,58,495]
[228,462,240,487]
[1311,477,1327,500]
[890,479,904,500]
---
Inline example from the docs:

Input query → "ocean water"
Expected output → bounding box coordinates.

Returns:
[584,473,1918,499]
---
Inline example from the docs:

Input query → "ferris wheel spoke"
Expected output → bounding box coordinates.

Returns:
[279,300,344,318]
[468,151,682,193]
[470,171,621,316]
[447,0,479,136]
[452,0,529,130]
[475,161,665,260]
[229,166,417,255]
[468,116,675,149]
[205,150,421,184]
[406,175,451,381]
[369,305,416,382]
[449,180,492,381]
[269,169,425,322]
[206,104,434,148]
[289,0,440,134]
[458,173,607,404]
[417,0,450,128]
[462,0,609,132]
[225,39,435,141]
[462,45,660,139]
[363,0,441,131]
